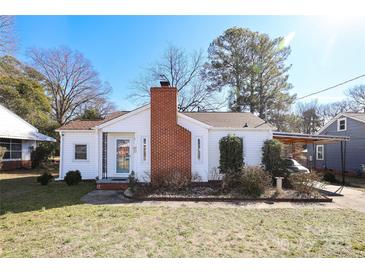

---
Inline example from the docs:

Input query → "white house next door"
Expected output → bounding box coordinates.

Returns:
[116,139,131,175]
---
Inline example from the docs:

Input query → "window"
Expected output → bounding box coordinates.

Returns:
[74,144,87,160]
[142,137,147,161]
[196,137,202,163]
[337,117,347,131]
[0,138,22,160]
[316,145,324,160]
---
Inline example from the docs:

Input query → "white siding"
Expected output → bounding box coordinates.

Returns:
[22,140,36,160]
[178,115,209,181]
[60,131,98,180]
[59,106,274,183]
[207,129,272,180]
[102,108,151,182]
[0,104,37,138]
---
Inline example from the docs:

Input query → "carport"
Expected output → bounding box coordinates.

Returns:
[273,132,350,193]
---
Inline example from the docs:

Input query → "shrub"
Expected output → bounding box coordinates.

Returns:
[222,168,243,190]
[219,135,244,173]
[262,139,291,185]
[31,144,53,168]
[239,167,272,197]
[222,167,271,197]
[37,171,53,185]
[153,171,192,191]
[322,171,337,183]
[64,170,82,185]
[288,172,321,195]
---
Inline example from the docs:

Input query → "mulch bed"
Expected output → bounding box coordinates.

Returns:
[128,184,332,203]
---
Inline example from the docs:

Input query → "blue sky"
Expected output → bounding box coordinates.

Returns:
[14,16,365,111]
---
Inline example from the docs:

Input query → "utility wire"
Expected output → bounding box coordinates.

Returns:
[296,73,365,101]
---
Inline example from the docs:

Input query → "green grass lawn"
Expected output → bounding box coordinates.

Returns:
[1,170,365,257]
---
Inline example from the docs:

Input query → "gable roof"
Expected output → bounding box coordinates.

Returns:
[0,104,56,142]
[317,112,365,134]
[183,112,274,129]
[57,111,129,130]
[57,107,273,131]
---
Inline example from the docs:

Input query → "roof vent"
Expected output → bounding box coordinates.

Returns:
[159,74,170,87]
[243,123,248,128]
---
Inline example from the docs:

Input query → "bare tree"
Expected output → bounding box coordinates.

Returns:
[0,16,16,55]
[28,47,114,125]
[130,45,225,111]
[319,99,358,123]
[346,85,365,112]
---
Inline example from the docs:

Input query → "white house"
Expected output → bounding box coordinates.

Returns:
[57,83,274,186]
[0,104,56,170]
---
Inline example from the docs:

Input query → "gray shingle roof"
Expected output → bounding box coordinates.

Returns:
[58,109,274,130]
[182,112,274,129]
[57,111,129,130]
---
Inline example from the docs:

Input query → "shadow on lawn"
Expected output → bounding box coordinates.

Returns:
[0,175,95,215]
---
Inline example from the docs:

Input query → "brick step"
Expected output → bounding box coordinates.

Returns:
[96,183,129,190]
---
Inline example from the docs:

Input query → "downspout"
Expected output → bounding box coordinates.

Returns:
[59,132,64,179]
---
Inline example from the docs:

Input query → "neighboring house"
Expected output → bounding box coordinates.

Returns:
[0,104,56,170]
[311,112,365,174]
[56,83,274,183]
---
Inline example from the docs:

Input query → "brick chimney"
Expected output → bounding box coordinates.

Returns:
[150,83,191,183]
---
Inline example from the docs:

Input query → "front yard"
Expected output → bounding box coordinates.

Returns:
[1,170,365,257]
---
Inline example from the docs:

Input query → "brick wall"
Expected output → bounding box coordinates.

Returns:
[150,86,191,182]
[0,160,32,170]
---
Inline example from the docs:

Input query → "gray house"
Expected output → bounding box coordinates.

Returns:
[311,112,365,175]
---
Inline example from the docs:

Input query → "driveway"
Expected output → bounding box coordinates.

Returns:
[321,184,365,213]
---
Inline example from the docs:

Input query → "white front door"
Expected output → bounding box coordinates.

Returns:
[115,139,131,176]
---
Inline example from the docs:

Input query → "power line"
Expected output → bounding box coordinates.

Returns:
[296,73,365,101]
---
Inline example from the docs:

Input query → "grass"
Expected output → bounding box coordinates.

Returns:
[1,169,365,257]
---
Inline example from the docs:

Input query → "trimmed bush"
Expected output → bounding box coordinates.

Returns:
[219,135,244,173]
[64,170,82,185]
[222,167,271,197]
[323,171,337,183]
[262,139,290,185]
[37,171,53,185]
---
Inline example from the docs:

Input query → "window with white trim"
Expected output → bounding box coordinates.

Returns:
[337,117,347,131]
[196,137,202,163]
[74,144,87,160]
[142,137,147,162]
[0,138,22,160]
[316,145,324,160]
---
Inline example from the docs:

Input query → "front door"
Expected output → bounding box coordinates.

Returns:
[116,139,131,175]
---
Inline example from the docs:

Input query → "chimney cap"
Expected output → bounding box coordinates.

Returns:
[159,74,170,87]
